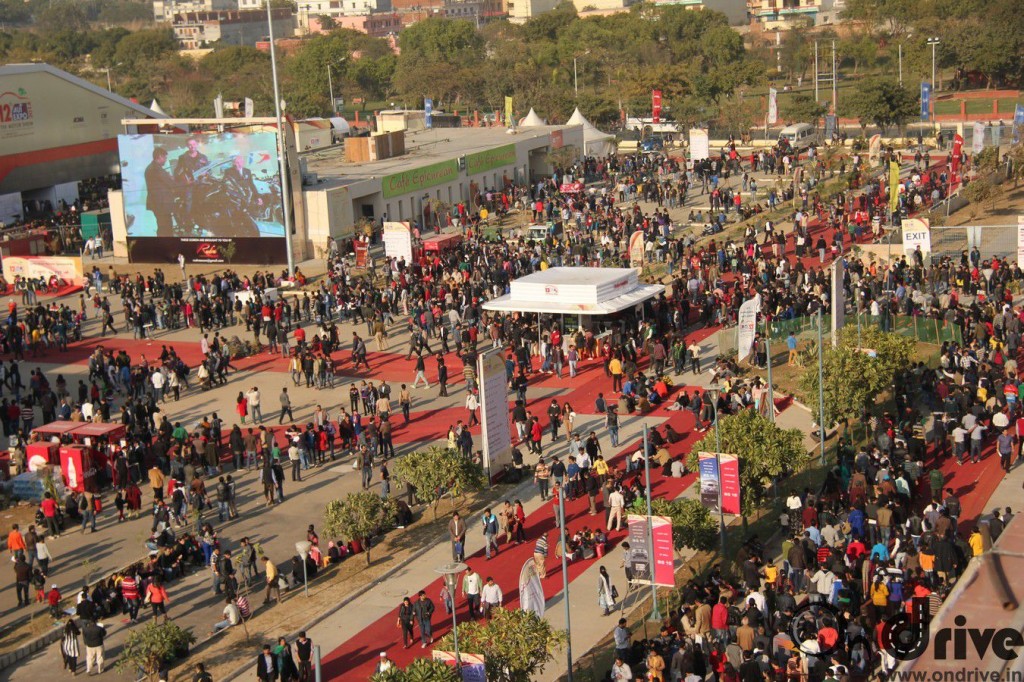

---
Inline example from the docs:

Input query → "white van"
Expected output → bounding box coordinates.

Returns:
[779,123,819,150]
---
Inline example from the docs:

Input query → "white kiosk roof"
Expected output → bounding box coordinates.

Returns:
[483,267,665,315]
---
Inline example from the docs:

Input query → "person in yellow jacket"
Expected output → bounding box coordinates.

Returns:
[968,529,984,556]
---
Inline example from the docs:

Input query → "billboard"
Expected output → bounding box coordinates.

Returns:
[478,348,513,483]
[626,514,675,587]
[117,131,287,264]
[698,452,740,515]
[2,255,84,286]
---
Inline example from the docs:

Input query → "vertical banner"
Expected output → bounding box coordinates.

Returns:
[354,238,369,267]
[214,93,224,119]
[972,121,985,154]
[382,221,413,263]
[1014,104,1024,144]
[719,454,740,515]
[650,516,675,587]
[624,516,673,587]
[767,87,778,125]
[504,96,513,128]
[652,90,662,124]
[888,159,901,214]
[824,114,837,140]
[1017,215,1024,270]
[697,452,721,513]
[951,133,964,174]
[478,348,513,483]
[518,558,545,617]
[626,515,652,584]
[244,97,254,118]
[688,129,709,161]
[628,229,645,268]
[736,294,760,363]
[920,81,931,121]
[831,258,845,346]
[424,98,433,129]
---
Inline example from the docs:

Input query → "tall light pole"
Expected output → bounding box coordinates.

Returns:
[557,486,573,681]
[641,424,659,620]
[814,41,819,103]
[295,540,312,597]
[708,384,726,557]
[927,38,941,94]
[327,64,335,114]
[436,562,468,671]
[831,40,837,116]
[816,307,827,464]
[102,68,112,92]
[898,44,903,85]
[573,57,579,98]
[266,0,296,276]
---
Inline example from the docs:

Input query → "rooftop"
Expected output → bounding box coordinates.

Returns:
[301,124,574,189]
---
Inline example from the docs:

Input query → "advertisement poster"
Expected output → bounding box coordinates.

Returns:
[624,515,673,586]
[972,121,986,155]
[736,294,760,363]
[831,258,845,346]
[901,217,931,256]
[433,651,486,682]
[424,98,433,129]
[650,515,675,587]
[518,558,545,618]
[628,230,645,268]
[688,129,710,161]
[478,349,513,483]
[625,514,653,584]
[2,255,83,286]
[767,88,778,125]
[354,239,369,267]
[920,81,931,121]
[719,453,740,515]
[699,452,740,515]
[652,90,662,124]
[697,452,721,513]
[382,221,413,263]
[117,131,287,264]
[1017,215,1024,270]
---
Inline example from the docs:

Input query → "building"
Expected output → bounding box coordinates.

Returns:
[651,0,747,24]
[171,8,295,49]
[746,0,824,27]
[153,0,236,22]
[297,0,391,22]
[330,12,402,37]
[506,0,559,22]
[0,64,163,221]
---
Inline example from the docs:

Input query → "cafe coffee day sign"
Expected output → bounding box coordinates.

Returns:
[381,159,459,199]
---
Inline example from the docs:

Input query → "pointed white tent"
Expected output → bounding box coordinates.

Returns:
[149,99,168,117]
[519,108,547,127]
[565,107,615,156]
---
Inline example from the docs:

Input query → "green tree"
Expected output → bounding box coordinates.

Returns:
[113,29,180,79]
[391,446,485,520]
[840,34,878,75]
[782,94,826,125]
[841,77,917,133]
[436,608,566,682]
[688,410,806,516]
[962,176,999,215]
[371,657,461,682]
[628,496,717,554]
[322,492,396,565]
[115,622,196,681]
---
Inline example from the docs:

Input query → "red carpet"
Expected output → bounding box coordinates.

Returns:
[320,402,704,680]
[2,283,82,299]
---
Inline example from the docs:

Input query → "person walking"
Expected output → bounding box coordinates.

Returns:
[598,565,617,616]
[607,486,625,531]
[13,555,30,607]
[534,458,551,501]
[82,619,106,675]
[61,619,80,674]
[257,644,279,682]
[398,597,416,648]
[263,557,281,605]
[480,576,503,619]
[481,508,499,559]
[145,577,170,624]
[295,632,313,682]
[413,590,434,648]
[461,566,482,620]
[278,388,293,424]
[533,532,549,578]
[448,512,466,561]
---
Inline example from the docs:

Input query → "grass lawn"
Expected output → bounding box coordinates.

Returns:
[933,96,1021,117]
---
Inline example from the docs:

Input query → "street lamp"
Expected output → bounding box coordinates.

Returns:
[266,0,296,277]
[435,562,468,671]
[707,384,726,557]
[927,38,941,93]
[573,50,591,98]
[295,540,312,597]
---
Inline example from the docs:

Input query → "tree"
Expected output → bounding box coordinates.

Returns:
[116,622,196,681]
[371,657,461,682]
[1006,143,1024,187]
[687,410,806,516]
[800,325,915,430]
[322,492,396,565]
[962,176,999,216]
[628,496,717,554]
[436,608,566,682]
[782,94,827,126]
[391,446,485,520]
[841,77,917,133]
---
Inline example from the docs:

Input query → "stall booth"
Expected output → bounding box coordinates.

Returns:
[419,233,463,257]
[59,423,125,492]
[27,421,82,471]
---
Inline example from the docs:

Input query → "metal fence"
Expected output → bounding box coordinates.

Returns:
[929,224,1019,263]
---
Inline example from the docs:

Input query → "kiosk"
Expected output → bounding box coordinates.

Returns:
[27,421,82,471]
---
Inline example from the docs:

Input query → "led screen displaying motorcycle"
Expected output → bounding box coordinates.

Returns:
[118,131,287,264]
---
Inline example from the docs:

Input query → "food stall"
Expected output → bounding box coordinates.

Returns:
[27,421,82,471]
[58,423,125,493]
[420,233,463,256]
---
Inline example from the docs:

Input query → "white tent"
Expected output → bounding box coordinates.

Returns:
[329,117,351,134]
[149,99,168,117]
[565,107,615,156]
[519,108,547,127]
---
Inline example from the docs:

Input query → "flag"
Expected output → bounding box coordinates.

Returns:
[652,90,662,124]
[1014,104,1024,144]
[737,294,760,363]
[504,96,513,128]
[214,93,224,119]
[972,121,985,155]
[889,159,901,214]
[424,98,433,129]
[920,82,931,121]
[767,88,778,125]
[244,97,254,118]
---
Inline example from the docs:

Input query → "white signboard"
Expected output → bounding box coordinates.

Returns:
[1017,215,1024,270]
[972,121,986,154]
[767,88,778,125]
[901,217,931,256]
[688,128,709,161]
[737,293,760,363]
[382,221,413,263]
[478,348,513,483]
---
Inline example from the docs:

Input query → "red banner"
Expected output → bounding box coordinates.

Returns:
[559,181,584,194]
[354,239,369,267]
[720,454,741,515]
[651,515,675,587]
[652,90,662,124]
[951,133,964,174]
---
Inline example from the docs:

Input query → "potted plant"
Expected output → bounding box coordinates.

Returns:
[116,621,196,681]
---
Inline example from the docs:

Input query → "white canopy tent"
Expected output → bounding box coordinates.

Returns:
[149,99,169,117]
[519,108,547,127]
[329,116,351,134]
[565,108,616,156]
[482,267,664,316]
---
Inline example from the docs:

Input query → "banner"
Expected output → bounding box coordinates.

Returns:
[628,229,645,268]
[1014,104,1024,145]
[888,159,901,214]
[951,133,964,174]
[736,294,760,363]
[719,454,740,515]
[353,238,369,267]
[831,258,845,347]
[1017,215,1024,270]
[868,134,882,166]
[518,558,545,618]
[901,217,931,256]
[920,81,931,121]
[697,452,720,512]
[2,255,84,286]
[625,515,674,586]
[688,128,709,161]
[504,96,513,128]
[382,221,413,263]
[478,348,513,483]
[972,121,985,154]
[214,93,224,119]
[767,88,778,125]
[824,114,837,141]
[652,90,662,124]
[433,651,486,682]
[424,98,433,129]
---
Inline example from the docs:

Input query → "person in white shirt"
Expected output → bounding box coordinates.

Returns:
[150,369,166,403]
[607,488,625,531]
[247,387,262,424]
[461,568,483,619]
[480,576,503,618]
[211,597,241,633]
[611,656,632,682]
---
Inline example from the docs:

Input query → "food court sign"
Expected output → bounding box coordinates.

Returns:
[381,159,459,199]
[466,144,517,176]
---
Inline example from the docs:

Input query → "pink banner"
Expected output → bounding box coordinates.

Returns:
[652,90,662,124]
[720,454,741,515]
[651,515,675,587]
